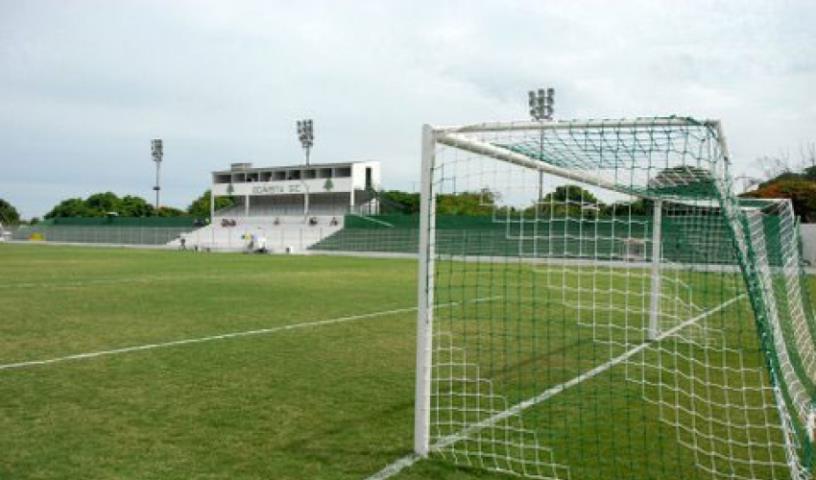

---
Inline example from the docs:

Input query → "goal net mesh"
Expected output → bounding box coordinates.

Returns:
[417,118,816,479]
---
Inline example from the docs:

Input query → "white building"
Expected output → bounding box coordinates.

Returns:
[176,160,381,253]
[210,160,381,219]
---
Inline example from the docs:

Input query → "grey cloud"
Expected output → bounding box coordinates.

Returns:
[1,0,815,218]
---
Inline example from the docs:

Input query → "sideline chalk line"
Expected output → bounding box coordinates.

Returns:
[0,296,501,372]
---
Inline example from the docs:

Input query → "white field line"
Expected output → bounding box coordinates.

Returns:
[366,454,422,480]
[366,293,746,480]
[0,272,283,290]
[0,276,191,290]
[0,296,501,372]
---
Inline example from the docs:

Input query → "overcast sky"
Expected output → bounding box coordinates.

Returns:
[1,0,815,218]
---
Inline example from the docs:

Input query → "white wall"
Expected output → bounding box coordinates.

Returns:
[800,224,816,266]
[213,177,353,197]
[351,161,381,190]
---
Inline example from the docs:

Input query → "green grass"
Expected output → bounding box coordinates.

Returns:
[1,244,506,480]
[0,243,810,479]
[427,254,796,480]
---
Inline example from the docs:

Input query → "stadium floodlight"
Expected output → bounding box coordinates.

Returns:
[296,119,314,166]
[296,119,314,217]
[151,139,163,209]
[528,87,555,121]
[411,117,816,480]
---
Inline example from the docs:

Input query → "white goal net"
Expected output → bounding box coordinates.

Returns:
[414,118,816,480]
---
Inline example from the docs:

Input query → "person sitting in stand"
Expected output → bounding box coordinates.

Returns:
[329,216,338,226]
[309,216,318,226]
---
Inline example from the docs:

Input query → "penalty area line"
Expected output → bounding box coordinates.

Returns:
[366,293,746,480]
[0,296,501,372]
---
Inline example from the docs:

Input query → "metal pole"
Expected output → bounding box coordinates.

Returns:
[648,199,663,341]
[151,139,163,210]
[155,161,161,209]
[414,124,437,456]
[301,180,310,219]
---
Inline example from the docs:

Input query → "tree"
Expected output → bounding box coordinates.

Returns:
[602,198,652,216]
[436,190,496,216]
[380,190,420,214]
[740,143,816,222]
[537,185,603,218]
[0,198,20,224]
[742,178,816,222]
[85,192,121,214]
[45,197,94,218]
[542,185,601,205]
[187,190,235,219]
[44,192,174,218]
[154,206,186,217]
[119,195,154,217]
[752,142,816,186]
[802,164,816,181]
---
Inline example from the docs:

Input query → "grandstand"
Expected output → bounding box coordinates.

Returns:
[179,160,381,252]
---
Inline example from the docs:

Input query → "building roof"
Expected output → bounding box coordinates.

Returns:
[212,160,377,175]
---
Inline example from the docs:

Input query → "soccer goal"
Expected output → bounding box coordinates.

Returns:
[414,117,816,479]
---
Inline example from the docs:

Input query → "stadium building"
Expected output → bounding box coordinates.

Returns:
[182,160,381,252]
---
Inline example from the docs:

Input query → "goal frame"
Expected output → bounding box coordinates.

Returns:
[412,118,809,480]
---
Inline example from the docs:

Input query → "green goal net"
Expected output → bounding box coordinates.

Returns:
[413,118,816,479]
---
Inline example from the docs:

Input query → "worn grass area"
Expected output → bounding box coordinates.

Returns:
[0,243,811,479]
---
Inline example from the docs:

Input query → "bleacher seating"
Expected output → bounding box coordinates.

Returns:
[172,214,344,252]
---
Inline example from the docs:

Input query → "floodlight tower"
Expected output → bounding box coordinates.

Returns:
[296,119,314,218]
[151,139,163,209]
[528,87,554,121]
[529,88,555,220]
[296,119,314,166]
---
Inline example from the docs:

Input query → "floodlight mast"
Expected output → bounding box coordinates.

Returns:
[151,139,163,209]
[528,87,554,121]
[296,119,314,218]
[529,88,555,220]
[296,119,314,166]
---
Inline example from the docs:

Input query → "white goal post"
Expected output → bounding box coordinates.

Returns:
[414,117,816,480]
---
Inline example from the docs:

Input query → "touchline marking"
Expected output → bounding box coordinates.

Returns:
[365,294,746,480]
[0,272,281,290]
[0,296,501,372]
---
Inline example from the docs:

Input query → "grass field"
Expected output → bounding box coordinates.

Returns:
[0,243,812,480]
[1,244,438,480]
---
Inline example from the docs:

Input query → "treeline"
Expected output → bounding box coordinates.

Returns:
[740,166,816,222]
[0,198,20,224]
[3,185,649,225]
[42,190,235,221]
[379,186,652,217]
[377,175,816,222]
[12,174,816,226]
[46,192,182,219]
